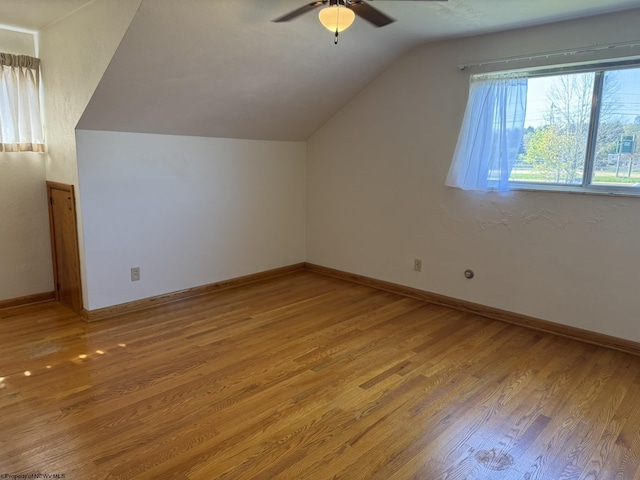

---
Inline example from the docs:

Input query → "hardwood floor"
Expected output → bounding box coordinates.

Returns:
[0,271,638,479]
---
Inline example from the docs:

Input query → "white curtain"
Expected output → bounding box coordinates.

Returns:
[446,76,527,192]
[0,53,44,153]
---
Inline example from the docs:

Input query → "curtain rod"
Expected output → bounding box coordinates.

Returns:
[457,40,640,71]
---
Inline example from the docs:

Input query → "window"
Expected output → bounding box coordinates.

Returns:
[447,60,640,195]
[0,53,44,153]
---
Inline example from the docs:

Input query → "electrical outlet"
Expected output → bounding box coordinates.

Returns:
[414,259,422,272]
[131,267,140,282]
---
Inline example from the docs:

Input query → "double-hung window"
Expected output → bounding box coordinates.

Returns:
[447,59,640,195]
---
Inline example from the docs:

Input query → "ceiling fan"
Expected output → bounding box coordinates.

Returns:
[274,0,448,43]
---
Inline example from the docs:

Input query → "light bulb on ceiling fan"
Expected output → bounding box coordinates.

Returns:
[318,4,356,44]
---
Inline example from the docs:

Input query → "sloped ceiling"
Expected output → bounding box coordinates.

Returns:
[4,0,640,141]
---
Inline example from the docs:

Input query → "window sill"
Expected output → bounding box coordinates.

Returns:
[509,182,640,198]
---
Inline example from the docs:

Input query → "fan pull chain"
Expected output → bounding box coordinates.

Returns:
[334,3,341,44]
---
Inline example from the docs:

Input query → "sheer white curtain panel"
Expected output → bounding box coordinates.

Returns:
[0,53,44,153]
[446,76,527,192]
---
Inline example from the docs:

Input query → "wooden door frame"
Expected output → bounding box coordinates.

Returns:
[46,181,83,313]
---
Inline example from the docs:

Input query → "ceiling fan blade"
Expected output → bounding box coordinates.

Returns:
[273,1,326,22]
[346,1,395,27]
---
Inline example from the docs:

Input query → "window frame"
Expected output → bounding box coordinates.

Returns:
[499,57,640,196]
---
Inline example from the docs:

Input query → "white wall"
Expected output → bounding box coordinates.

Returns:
[0,29,52,301]
[76,130,306,311]
[0,28,34,54]
[0,153,52,301]
[307,9,640,343]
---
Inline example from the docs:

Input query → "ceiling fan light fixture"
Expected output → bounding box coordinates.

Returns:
[318,5,355,33]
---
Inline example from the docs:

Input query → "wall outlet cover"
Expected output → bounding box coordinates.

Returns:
[131,267,140,282]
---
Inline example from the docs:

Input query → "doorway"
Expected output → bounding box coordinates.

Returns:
[46,181,83,314]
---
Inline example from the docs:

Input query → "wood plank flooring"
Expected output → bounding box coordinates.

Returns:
[0,271,639,479]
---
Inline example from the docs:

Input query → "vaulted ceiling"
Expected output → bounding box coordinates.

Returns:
[2,0,640,140]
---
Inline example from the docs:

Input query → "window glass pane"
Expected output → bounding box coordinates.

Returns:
[591,68,640,188]
[509,72,594,185]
